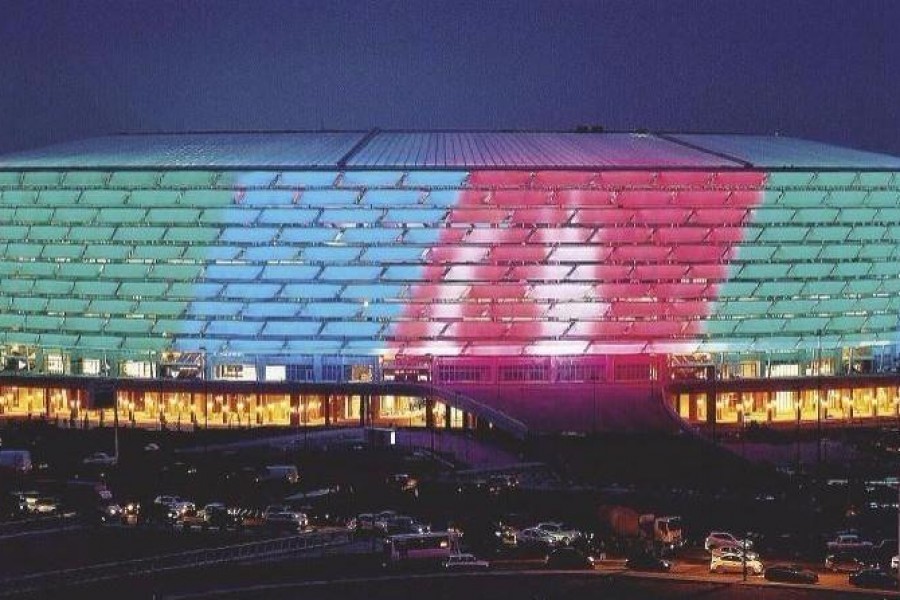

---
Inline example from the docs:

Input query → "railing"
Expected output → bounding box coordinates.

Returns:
[0,513,81,537]
[0,529,352,597]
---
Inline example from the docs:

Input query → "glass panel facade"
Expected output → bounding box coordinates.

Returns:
[0,146,896,432]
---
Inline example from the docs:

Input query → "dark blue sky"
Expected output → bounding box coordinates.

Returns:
[1,0,898,155]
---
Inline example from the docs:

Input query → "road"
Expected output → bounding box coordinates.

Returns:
[2,522,896,598]
[155,570,900,600]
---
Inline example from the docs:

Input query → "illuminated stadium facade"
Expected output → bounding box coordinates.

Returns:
[1,130,900,435]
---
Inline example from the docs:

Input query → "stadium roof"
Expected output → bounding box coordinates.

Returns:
[1,130,899,171]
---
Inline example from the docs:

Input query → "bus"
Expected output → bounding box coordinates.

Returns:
[382,531,457,568]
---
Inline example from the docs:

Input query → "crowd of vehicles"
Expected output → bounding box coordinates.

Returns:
[2,421,900,594]
[702,529,899,590]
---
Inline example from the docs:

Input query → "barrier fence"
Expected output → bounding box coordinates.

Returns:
[0,529,352,597]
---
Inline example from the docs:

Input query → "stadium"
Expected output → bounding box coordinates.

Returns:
[0,130,899,436]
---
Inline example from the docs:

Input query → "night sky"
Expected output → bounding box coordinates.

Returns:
[1,0,898,155]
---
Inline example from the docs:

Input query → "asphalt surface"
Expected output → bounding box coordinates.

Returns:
[9,539,890,600]
[156,570,900,600]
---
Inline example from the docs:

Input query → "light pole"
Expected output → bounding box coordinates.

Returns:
[816,330,823,468]
[107,349,119,464]
[742,534,748,582]
[896,478,900,580]
[303,394,308,451]
[795,398,802,474]
[200,346,208,429]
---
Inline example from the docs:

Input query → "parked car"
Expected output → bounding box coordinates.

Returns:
[259,465,299,485]
[32,497,59,515]
[264,504,291,518]
[385,515,429,535]
[100,503,124,524]
[535,522,582,545]
[518,527,556,546]
[153,495,183,507]
[892,555,899,571]
[825,551,877,573]
[545,547,594,570]
[14,491,41,514]
[710,552,763,575]
[200,503,237,529]
[764,564,819,584]
[174,508,207,531]
[388,473,419,493]
[234,508,266,529]
[82,452,117,466]
[265,511,308,533]
[373,510,399,532]
[826,534,873,552]
[494,523,518,547]
[849,568,899,590]
[705,531,753,552]
[443,553,490,571]
[625,553,671,572]
[711,545,759,560]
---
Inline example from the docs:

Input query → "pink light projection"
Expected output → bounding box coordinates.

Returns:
[391,170,766,356]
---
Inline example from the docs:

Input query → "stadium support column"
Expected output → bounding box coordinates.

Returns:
[290,392,300,427]
[370,395,380,426]
[425,394,435,429]
[444,404,452,430]
[359,394,367,428]
[705,365,717,442]
[324,394,331,426]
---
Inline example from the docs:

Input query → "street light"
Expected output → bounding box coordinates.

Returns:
[200,346,208,429]
[794,398,802,473]
[816,330,823,468]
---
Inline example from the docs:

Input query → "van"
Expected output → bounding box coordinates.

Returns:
[260,465,299,485]
[0,450,33,474]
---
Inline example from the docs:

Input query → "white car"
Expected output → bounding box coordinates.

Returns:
[710,552,763,575]
[705,532,753,552]
[711,545,759,561]
[443,553,490,570]
[891,555,898,571]
[154,495,182,506]
[518,527,556,546]
[534,522,582,544]
[826,534,873,552]
[82,452,117,466]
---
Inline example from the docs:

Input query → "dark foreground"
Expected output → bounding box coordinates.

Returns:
[28,554,893,600]
[89,570,895,600]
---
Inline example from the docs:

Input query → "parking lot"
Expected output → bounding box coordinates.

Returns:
[1,419,900,597]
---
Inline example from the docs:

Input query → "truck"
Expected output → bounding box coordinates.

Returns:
[597,505,683,551]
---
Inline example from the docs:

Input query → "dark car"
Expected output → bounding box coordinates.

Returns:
[824,551,877,573]
[849,568,899,590]
[546,547,595,570]
[625,553,671,572]
[764,564,819,584]
[204,504,241,529]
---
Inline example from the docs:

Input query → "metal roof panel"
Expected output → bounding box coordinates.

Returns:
[671,134,900,169]
[0,132,367,169]
[347,132,739,168]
